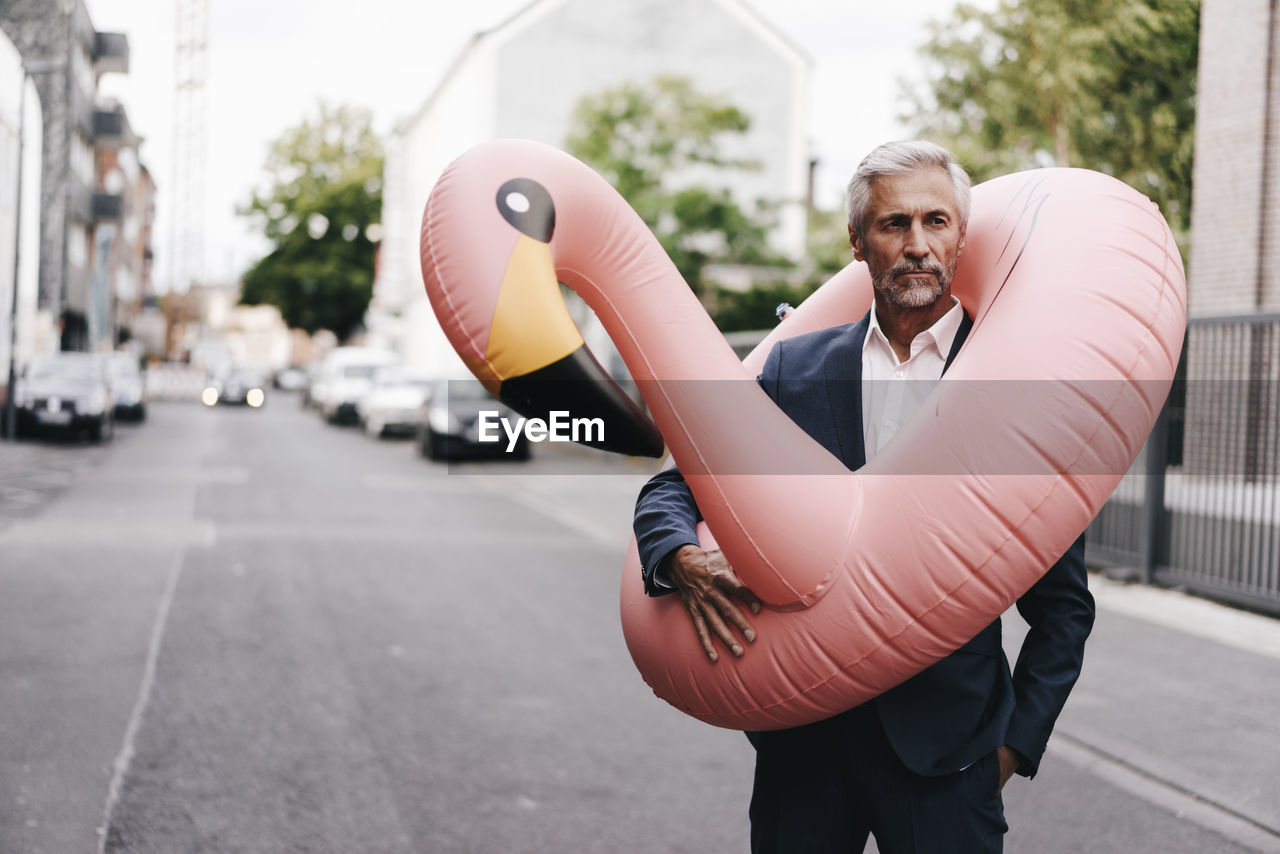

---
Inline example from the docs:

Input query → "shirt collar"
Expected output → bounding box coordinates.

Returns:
[865,296,964,361]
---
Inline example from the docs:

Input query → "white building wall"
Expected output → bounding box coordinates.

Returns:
[0,33,45,382]
[491,0,808,257]
[379,39,497,376]
[376,0,808,378]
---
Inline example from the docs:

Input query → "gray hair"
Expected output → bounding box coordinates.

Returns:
[845,140,971,240]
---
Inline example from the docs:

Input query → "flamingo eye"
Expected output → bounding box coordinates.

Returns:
[496,178,555,242]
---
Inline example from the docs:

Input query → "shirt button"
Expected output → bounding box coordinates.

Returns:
[895,370,904,378]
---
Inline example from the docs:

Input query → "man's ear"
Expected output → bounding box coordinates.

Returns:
[957,223,967,256]
[848,222,865,262]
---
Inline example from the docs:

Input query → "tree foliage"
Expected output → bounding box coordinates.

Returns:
[239,103,384,340]
[565,75,783,300]
[905,0,1199,243]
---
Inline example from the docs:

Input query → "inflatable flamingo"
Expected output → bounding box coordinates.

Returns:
[420,139,1186,730]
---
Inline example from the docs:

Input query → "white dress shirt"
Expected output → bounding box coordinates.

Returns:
[862,297,964,458]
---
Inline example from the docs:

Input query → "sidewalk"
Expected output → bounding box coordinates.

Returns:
[999,573,1280,852]
[0,437,103,525]
[495,461,1280,852]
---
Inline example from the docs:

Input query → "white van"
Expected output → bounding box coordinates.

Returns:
[312,347,398,424]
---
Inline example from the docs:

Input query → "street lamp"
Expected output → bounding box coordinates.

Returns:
[5,57,60,441]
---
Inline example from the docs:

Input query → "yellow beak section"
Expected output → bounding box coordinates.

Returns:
[481,234,584,386]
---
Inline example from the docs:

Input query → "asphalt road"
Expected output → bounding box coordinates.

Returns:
[1,398,1277,853]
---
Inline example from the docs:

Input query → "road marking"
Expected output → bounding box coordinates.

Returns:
[1089,574,1280,662]
[1049,732,1280,852]
[96,548,187,852]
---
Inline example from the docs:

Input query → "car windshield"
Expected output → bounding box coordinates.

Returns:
[446,380,495,403]
[26,356,100,383]
[380,377,431,391]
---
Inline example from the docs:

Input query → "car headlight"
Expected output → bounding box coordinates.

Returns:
[429,406,459,434]
[246,388,265,408]
[83,392,107,414]
[202,386,219,406]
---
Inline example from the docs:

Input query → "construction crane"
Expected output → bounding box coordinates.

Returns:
[169,0,208,295]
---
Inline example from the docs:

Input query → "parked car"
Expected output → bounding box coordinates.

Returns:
[273,366,308,391]
[299,361,324,409]
[105,352,148,421]
[415,378,531,462]
[358,368,434,438]
[13,352,115,442]
[202,367,267,408]
[313,347,398,424]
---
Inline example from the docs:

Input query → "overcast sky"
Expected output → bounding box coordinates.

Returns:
[83,0,975,291]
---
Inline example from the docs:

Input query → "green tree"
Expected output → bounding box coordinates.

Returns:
[239,103,384,340]
[904,0,1199,244]
[565,75,783,301]
[707,207,852,333]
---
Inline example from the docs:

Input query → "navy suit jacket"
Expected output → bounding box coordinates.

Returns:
[633,311,1095,777]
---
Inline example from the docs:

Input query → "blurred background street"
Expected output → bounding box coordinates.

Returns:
[1,396,1277,853]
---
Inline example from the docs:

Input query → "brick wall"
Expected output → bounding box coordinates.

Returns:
[1173,1,1279,476]
[1187,0,1279,317]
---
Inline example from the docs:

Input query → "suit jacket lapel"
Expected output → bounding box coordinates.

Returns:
[942,311,973,374]
[825,313,870,470]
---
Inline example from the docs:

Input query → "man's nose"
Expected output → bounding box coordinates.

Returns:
[904,222,931,259]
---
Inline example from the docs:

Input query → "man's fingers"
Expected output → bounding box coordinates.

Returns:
[717,592,757,643]
[685,600,719,662]
[701,604,744,658]
[729,584,763,615]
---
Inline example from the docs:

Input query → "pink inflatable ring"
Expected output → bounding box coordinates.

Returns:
[419,139,1186,730]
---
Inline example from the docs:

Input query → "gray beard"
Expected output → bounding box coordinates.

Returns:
[872,258,953,310]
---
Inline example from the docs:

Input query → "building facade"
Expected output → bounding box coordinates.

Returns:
[0,0,147,354]
[376,0,810,375]
[93,100,155,347]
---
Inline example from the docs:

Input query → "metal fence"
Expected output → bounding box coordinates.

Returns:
[1088,313,1280,616]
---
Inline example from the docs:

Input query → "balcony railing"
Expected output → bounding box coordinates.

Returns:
[93,32,130,75]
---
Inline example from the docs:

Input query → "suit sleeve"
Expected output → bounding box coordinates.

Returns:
[1003,533,1095,777]
[632,341,786,597]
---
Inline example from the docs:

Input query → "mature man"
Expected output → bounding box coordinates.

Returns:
[633,140,1095,853]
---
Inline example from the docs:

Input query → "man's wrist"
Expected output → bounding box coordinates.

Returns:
[652,545,694,591]
[1004,745,1032,776]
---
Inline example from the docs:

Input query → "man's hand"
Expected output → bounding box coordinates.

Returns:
[996,745,1021,792]
[662,545,762,662]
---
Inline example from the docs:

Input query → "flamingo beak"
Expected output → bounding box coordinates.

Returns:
[479,178,665,458]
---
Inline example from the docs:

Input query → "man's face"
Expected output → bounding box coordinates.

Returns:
[850,168,966,311]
